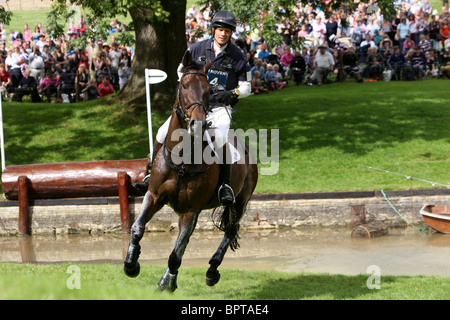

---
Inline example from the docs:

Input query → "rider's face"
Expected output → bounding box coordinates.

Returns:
[214,27,233,47]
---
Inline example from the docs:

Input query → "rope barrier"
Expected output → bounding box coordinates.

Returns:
[380,189,428,232]
[359,165,449,188]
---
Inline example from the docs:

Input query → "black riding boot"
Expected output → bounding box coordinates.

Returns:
[132,141,163,194]
[218,163,234,205]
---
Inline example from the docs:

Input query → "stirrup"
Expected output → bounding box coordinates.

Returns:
[218,183,235,204]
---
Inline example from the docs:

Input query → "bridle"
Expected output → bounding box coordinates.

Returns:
[174,70,209,126]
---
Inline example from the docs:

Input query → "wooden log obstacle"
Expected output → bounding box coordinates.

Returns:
[349,203,388,238]
[1,159,149,235]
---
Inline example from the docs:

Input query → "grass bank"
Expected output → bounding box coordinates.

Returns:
[1,263,449,300]
[1,80,449,194]
[236,79,450,192]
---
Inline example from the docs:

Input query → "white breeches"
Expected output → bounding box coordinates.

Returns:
[156,106,232,150]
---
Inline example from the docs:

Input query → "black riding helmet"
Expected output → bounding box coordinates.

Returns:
[211,10,237,31]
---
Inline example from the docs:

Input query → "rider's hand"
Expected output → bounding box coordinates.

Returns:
[214,90,234,104]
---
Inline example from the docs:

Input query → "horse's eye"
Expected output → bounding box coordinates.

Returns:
[181,83,187,89]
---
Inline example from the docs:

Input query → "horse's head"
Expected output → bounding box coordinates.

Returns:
[176,50,212,137]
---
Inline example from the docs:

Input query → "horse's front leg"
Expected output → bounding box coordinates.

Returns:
[158,211,199,292]
[124,191,163,277]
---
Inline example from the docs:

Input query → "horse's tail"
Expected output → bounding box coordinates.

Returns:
[211,205,241,251]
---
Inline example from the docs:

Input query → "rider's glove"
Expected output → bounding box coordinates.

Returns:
[214,90,235,105]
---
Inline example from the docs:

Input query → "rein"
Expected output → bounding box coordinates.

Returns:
[164,69,211,208]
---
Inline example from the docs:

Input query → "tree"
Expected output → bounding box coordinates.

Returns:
[49,0,188,110]
[0,2,13,26]
[124,0,187,108]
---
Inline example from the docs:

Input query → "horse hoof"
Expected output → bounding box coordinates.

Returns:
[124,262,140,278]
[157,268,178,292]
[206,269,220,286]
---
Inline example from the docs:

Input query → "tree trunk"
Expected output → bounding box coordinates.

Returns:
[119,0,187,111]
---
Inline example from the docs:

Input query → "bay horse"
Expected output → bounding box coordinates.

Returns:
[123,50,258,292]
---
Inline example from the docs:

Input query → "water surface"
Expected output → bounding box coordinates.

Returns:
[1,227,449,276]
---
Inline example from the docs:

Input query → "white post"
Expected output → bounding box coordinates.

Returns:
[145,68,153,158]
[144,69,167,159]
[0,93,5,172]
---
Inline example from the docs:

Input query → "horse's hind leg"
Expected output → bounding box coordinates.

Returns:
[206,200,246,286]
[158,211,199,292]
[124,191,163,277]
[206,233,230,286]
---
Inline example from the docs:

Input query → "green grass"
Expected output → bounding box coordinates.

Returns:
[0,263,449,300]
[235,80,450,193]
[1,97,165,164]
[4,9,133,47]
[3,10,52,40]
[1,80,449,194]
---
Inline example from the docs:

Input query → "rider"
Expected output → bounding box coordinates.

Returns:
[133,10,252,205]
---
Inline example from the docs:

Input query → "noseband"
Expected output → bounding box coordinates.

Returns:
[175,71,209,125]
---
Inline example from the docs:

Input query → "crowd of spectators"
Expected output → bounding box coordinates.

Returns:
[186,1,450,90]
[2,1,450,103]
[0,16,133,103]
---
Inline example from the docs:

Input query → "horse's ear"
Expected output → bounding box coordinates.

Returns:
[202,59,212,74]
[182,50,192,69]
